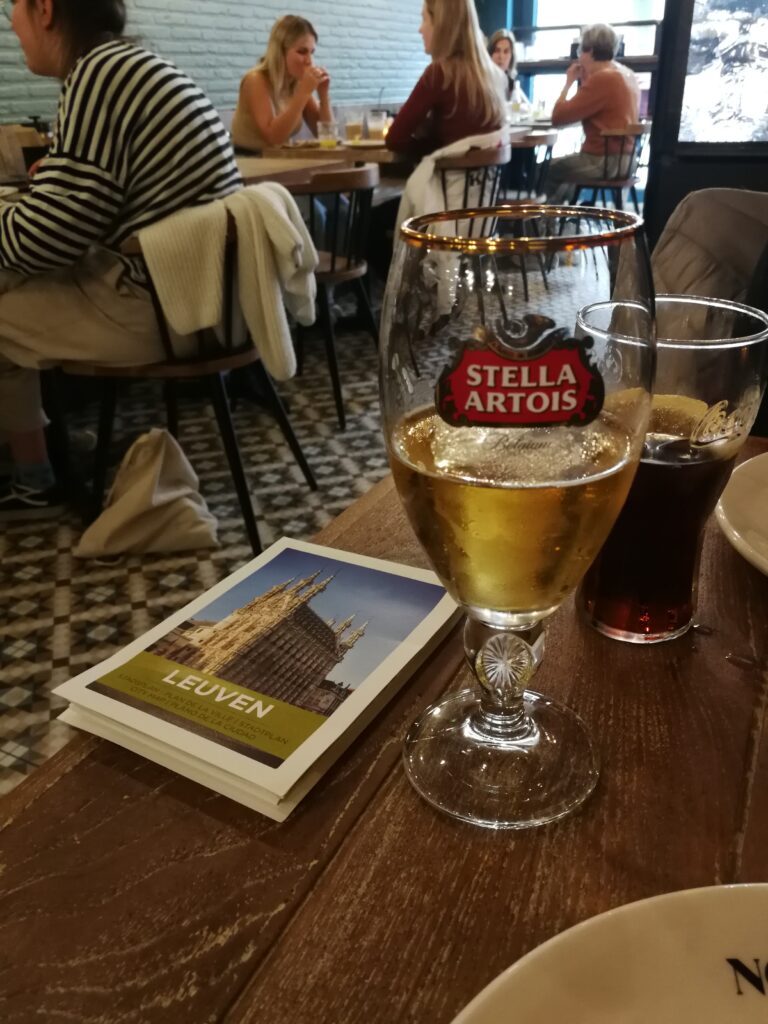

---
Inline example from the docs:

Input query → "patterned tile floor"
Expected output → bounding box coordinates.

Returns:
[0,254,607,794]
[0,321,390,794]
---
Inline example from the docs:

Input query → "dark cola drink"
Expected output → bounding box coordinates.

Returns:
[577,431,737,642]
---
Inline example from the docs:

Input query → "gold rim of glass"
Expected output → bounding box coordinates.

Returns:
[400,204,643,253]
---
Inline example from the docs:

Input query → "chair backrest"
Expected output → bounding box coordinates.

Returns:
[651,187,768,300]
[289,163,380,274]
[122,213,244,363]
[433,145,511,238]
[600,122,650,181]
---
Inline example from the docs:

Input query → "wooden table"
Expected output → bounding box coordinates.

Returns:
[510,129,558,149]
[236,155,348,185]
[262,131,557,166]
[1,440,767,1022]
[261,143,405,165]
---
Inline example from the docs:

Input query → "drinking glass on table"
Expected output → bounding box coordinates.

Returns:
[578,295,768,643]
[343,108,364,142]
[317,120,339,148]
[380,205,655,828]
[367,109,388,140]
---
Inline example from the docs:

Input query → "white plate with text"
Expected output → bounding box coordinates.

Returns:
[452,885,768,1024]
[716,452,768,576]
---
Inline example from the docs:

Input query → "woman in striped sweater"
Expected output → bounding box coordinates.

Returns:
[0,0,241,517]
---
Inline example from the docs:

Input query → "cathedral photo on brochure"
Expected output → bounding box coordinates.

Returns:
[148,546,446,717]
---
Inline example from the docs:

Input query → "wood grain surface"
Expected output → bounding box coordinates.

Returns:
[0,445,766,1024]
[235,155,347,184]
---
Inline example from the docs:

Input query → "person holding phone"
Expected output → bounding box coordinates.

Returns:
[544,22,639,203]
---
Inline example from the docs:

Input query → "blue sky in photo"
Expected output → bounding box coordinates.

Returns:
[190,547,446,687]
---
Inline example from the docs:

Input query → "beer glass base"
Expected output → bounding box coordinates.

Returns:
[402,687,599,830]
[584,615,693,644]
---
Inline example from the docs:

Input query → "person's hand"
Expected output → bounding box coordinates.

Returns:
[297,65,328,100]
[315,65,331,100]
[565,61,583,88]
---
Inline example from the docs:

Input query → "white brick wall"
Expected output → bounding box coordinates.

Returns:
[0,0,428,122]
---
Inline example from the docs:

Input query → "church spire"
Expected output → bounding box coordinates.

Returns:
[301,573,336,602]
[334,614,355,635]
[341,621,368,649]
[289,569,322,593]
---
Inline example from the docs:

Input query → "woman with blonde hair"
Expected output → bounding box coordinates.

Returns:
[386,0,505,156]
[231,15,333,151]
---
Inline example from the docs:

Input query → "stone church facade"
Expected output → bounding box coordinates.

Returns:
[150,572,367,716]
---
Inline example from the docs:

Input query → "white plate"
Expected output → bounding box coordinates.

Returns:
[452,885,768,1023]
[716,451,768,576]
[343,138,387,148]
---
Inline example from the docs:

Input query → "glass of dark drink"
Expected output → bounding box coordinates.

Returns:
[380,206,655,828]
[578,295,768,644]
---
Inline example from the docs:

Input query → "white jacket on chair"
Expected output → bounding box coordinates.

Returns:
[390,129,508,316]
[139,184,318,381]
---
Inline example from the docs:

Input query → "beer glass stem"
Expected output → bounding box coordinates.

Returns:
[464,619,542,742]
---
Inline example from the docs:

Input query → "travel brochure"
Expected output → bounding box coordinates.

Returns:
[54,538,459,820]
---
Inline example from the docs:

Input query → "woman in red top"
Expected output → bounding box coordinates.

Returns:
[386,0,504,157]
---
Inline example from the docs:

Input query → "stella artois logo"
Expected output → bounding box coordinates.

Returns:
[436,314,604,428]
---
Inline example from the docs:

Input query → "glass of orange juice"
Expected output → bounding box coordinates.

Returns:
[318,121,339,148]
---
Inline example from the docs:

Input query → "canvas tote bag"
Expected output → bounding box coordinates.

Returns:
[74,428,219,557]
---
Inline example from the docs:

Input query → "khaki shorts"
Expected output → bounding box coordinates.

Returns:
[0,248,196,432]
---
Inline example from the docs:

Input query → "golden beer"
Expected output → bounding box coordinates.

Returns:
[389,407,636,617]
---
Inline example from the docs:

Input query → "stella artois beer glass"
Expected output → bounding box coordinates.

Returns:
[578,295,768,644]
[380,206,654,829]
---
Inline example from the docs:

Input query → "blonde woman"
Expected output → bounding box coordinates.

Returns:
[386,0,505,156]
[231,15,332,151]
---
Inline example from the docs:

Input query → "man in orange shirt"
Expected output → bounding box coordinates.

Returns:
[544,23,639,203]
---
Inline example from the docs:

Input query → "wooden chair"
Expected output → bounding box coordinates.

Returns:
[434,144,548,300]
[289,164,380,431]
[502,132,557,200]
[57,214,317,556]
[571,122,651,213]
[434,145,511,237]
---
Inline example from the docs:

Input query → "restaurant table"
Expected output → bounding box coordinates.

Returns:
[262,131,558,166]
[261,142,406,165]
[236,154,348,185]
[1,438,767,1023]
[510,128,558,149]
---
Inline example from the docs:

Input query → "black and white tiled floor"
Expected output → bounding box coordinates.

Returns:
[0,255,607,794]
[0,322,391,795]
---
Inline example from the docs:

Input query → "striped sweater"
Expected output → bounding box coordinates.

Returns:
[0,39,241,283]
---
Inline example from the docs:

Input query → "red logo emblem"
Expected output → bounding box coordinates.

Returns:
[436,318,604,428]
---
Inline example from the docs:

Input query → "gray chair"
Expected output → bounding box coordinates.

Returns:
[651,188,768,437]
[651,187,768,302]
